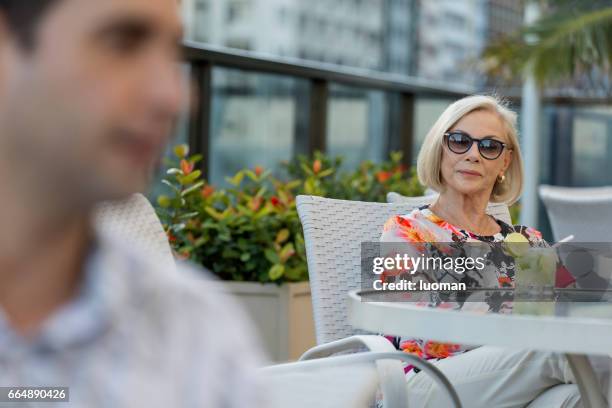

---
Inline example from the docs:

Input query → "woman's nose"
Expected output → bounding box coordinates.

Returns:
[464,141,481,161]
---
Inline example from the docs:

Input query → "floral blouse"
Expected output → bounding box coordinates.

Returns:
[379,204,575,371]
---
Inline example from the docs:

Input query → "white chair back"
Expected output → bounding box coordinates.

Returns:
[539,185,612,242]
[296,195,436,344]
[95,193,176,273]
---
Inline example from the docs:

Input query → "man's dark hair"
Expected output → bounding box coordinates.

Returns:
[0,0,60,48]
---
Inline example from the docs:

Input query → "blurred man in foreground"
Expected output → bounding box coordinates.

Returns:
[0,0,264,406]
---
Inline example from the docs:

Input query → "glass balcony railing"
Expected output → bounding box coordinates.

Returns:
[181,41,474,182]
[140,41,612,240]
[177,41,611,191]
[327,84,388,170]
[208,68,306,186]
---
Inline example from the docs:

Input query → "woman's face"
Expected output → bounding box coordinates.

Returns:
[439,109,512,198]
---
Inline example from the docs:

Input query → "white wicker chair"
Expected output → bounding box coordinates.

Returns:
[539,185,612,242]
[386,191,513,225]
[296,195,462,408]
[94,193,176,273]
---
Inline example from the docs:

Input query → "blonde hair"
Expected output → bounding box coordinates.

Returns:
[416,95,524,205]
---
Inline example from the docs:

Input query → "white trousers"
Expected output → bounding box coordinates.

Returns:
[405,346,610,408]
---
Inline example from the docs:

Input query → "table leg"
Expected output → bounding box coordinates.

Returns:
[564,353,607,408]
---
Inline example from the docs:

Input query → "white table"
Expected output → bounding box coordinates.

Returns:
[349,289,612,408]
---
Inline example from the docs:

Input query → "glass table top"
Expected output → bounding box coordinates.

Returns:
[356,288,612,320]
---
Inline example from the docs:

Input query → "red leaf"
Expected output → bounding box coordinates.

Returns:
[376,171,392,183]
[201,185,215,198]
[180,159,194,175]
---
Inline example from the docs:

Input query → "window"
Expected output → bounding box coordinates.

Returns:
[327,84,388,170]
[208,68,307,187]
[195,1,208,12]
[226,1,249,23]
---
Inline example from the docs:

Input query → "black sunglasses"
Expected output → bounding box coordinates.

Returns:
[443,131,509,160]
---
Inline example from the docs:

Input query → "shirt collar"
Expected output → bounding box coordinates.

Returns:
[0,227,132,354]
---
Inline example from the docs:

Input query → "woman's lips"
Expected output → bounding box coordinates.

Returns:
[457,170,482,177]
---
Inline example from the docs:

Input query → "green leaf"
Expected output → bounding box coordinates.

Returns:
[304,178,315,195]
[268,264,285,281]
[219,233,232,242]
[254,186,267,199]
[265,248,280,264]
[390,151,403,163]
[235,204,253,216]
[189,154,203,164]
[205,206,225,221]
[285,180,302,190]
[244,169,258,181]
[178,211,200,220]
[222,248,240,258]
[279,243,295,263]
[161,179,181,194]
[317,168,334,178]
[253,206,273,220]
[226,171,245,187]
[284,265,307,281]
[174,144,190,158]
[237,238,250,250]
[275,228,290,244]
[181,170,202,185]
[157,195,171,208]
[300,163,314,176]
[193,237,207,247]
[181,181,205,197]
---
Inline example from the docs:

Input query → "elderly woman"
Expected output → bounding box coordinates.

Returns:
[380,95,608,407]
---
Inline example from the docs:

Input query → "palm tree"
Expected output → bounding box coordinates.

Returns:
[483,0,612,88]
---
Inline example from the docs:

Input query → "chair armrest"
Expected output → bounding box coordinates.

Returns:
[299,336,406,407]
[264,351,462,408]
[299,335,396,360]
[298,336,461,408]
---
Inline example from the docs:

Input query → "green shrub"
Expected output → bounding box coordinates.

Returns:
[156,145,424,283]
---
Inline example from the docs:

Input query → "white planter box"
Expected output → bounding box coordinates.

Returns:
[220,281,316,362]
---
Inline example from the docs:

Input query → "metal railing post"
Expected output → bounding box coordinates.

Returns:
[398,92,415,169]
[188,61,212,178]
[308,79,329,155]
